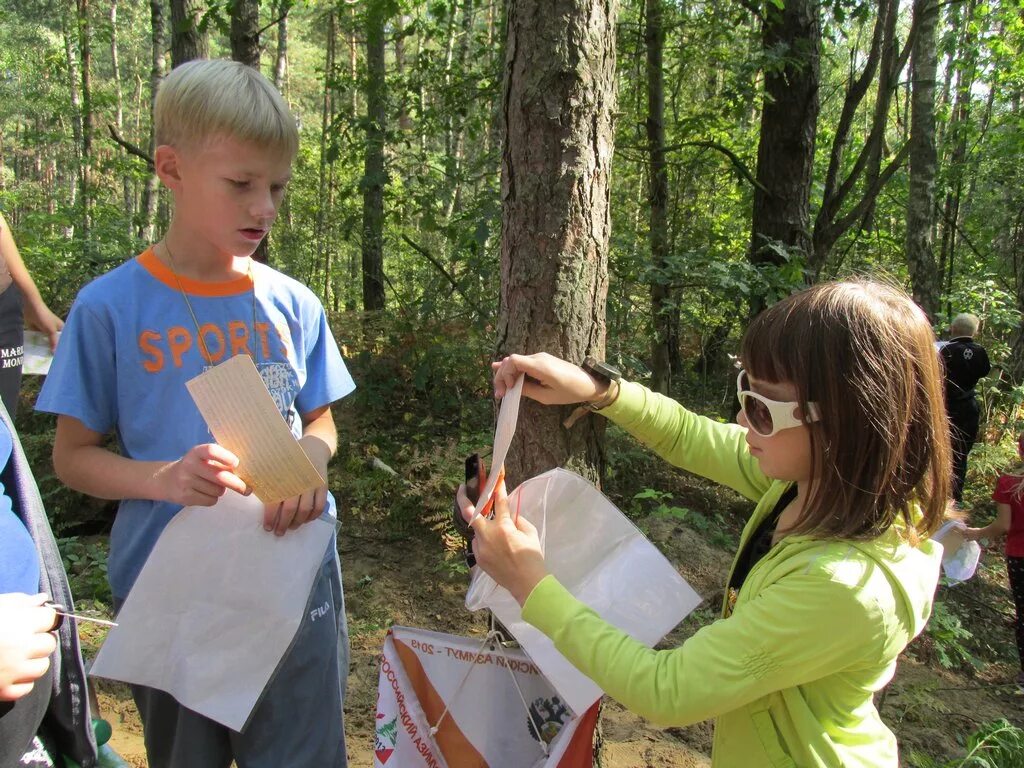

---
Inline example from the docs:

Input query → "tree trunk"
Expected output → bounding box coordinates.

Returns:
[748,0,819,315]
[937,0,979,307]
[110,0,134,218]
[230,0,260,68]
[361,0,388,311]
[317,10,336,304]
[170,0,208,68]
[77,0,93,245]
[905,0,940,320]
[140,0,165,241]
[61,0,83,239]
[497,0,617,487]
[273,1,289,91]
[810,0,914,271]
[645,0,672,394]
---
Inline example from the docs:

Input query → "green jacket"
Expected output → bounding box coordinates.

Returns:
[521,381,941,767]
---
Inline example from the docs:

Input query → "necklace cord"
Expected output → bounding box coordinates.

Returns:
[160,242,259,365]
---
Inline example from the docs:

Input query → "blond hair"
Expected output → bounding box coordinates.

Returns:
[950,313,980,338]
[154,59,298,158]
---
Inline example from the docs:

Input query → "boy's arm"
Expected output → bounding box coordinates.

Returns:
[53,414,248,505]
[262,405,337,536]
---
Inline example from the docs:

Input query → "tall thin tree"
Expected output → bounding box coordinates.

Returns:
[645,0,674,394]
[905,0,941,319]
[361,0,389,311]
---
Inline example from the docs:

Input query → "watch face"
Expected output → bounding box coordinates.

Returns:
[583,356,621,382]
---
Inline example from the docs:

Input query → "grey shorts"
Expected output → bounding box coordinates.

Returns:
[114,550,349,768]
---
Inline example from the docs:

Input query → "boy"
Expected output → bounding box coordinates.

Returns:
[36,59,354,768]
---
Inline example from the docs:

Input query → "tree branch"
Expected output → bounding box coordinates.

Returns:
[400,234,488,320]
[257,12,288,38]
[657,140,768,194]
[106,124,153,169]
[828,141,911,243]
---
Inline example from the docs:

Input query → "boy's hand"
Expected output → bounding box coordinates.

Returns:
[263,485,327,536]
[0,593,58,701]
[262,435,329,536]
[155,444,249,506]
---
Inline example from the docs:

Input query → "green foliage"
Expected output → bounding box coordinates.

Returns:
[924,601,980,671]
[909,719,1024,768]
[56,536,112,604]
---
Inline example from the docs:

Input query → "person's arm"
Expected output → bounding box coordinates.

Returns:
[0,593,58,701]
[262,405,337,535]
[466,485,881,726]
[491,353,769,501]
[521,570,881,726]
[0,213,63,351]
[52,414,248,505]
[964,503,1011,543]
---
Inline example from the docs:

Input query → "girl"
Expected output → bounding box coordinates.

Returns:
[964,435,1024,688]
[459,281,950,768]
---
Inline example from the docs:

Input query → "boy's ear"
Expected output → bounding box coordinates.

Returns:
[154,144,184,190]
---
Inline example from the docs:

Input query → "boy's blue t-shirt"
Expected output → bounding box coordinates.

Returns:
[36,250,356,599]
[0,420,40,595]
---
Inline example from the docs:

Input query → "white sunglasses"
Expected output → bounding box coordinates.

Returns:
[736,370,820,437]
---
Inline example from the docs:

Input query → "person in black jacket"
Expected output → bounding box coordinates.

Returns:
[0,400,96,768]
[938,313,991,503]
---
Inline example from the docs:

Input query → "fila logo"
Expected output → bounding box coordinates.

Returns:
[309,601,331,622]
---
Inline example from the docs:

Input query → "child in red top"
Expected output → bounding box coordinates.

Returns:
[965,434,1024,685]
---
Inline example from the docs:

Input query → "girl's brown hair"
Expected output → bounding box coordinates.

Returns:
[740,280,951,542]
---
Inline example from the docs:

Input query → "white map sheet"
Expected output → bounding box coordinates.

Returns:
[90,491,334,731]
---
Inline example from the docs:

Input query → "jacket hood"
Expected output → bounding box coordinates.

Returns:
[849,523,942,642]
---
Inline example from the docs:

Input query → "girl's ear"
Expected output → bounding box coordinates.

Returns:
[154,144,184,190]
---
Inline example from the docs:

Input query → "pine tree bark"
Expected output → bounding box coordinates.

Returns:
[230,0,260,68]
[361,0,388,312]
[748,0,819,315]
[170,0,208,68]
[905,0,940,320]
[497,0,617,486]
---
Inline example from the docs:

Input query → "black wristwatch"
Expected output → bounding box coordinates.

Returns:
[581,357,621,384]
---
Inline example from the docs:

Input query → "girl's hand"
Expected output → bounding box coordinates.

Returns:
[457,481,548,606]
[0,593,58,701]
[23,301,64,352]
[962,527,985,542]
[492,353,607,405]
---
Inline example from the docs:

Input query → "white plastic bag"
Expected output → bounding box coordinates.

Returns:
[933,520,981,583]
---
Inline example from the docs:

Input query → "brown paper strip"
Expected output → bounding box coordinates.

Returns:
[186,355,324,504]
